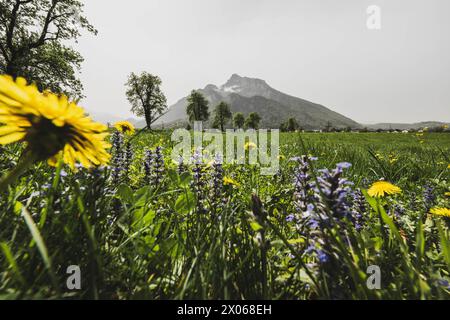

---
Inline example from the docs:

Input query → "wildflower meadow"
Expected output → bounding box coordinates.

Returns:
[0,76,449,300]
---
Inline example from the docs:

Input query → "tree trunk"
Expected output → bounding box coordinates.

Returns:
[144,109,152,130]
[6,60,19,78]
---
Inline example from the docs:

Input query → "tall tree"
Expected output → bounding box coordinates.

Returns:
[245,112,261,130]
[233,112,245,129]
[0,0,97,98]
[284,117,299,132]
[125,72,167,130]
[212,102,232,131]
[186,90,209,123]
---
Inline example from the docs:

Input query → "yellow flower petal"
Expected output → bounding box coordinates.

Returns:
[0,126,20,136]
[368,181,402,198]
[114,121,135,135]
[430,207,450,218]
[0,131,26,144]
[0,74,110,168]
[223,177,240,187]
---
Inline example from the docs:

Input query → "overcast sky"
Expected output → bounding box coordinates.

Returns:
[76,0,450,124]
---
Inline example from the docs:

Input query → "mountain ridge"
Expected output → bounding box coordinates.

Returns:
[364,121,449,130]
[87,75,448,130]
[153,74,360,129]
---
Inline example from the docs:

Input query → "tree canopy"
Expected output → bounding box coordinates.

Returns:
[233,112,245,129]
[212,102,232,131]
[281,117,300,132]
[245,112,261,129]
[0,0,97,98]
[125,72,167,129]
[186,90,209,123]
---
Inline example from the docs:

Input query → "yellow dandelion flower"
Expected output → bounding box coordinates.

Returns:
[368,181,402,198]
[244,141,257,151]
[448,164,450,169]
[114,121,135,135]
[389,158,398,164]
[445,192,450,197]
[430,207,450,218]
[0,75,110,169]
[223,177,240,187]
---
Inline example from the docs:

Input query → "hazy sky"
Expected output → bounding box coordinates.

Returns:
[76,0,450,124]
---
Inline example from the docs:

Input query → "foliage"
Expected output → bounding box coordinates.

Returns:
[245,112,261,130]
[281,117,300,132]
[212,102,232,131]
[125,72,167,130]
[0,131,449,299]
[186,90,209,123]
[233,112,245,129]
[0,0,96,98]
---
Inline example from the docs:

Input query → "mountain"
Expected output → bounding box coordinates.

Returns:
[154,74,360,129]
[364,121,450,130]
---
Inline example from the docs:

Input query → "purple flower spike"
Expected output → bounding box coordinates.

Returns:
[336,162,352,170]
[286,214,295,222]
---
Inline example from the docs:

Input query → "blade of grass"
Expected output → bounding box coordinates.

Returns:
[21,206,60,295]
[0,242,26,286]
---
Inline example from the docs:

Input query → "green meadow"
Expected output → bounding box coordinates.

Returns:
[0,131,449,299]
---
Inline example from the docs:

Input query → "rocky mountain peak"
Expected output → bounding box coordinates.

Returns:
[220,74,271,97]
[152,74,360,130]
[204,84,218,91]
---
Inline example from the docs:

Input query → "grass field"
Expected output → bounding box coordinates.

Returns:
[0,131,449,299]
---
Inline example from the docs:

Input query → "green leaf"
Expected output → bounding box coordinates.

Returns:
[134,186,151,207]
[250,221,263,232]
[287,238,305,245]
[174,191,195,214]
[0,242,25,285]
[21,206,59,292]
[117,184,134,203]
[362,189,378,212]
[168,169,191,188]
[167,169,178,184]
[133,207,156,228]
[13,201,22,216]
[179,172,192,188]
[22,207,51,269]
[437,220,450,270]
[415,218,425,263]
